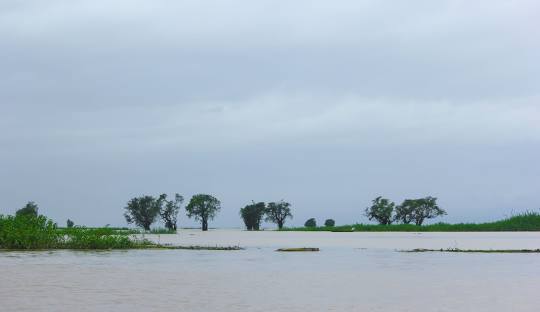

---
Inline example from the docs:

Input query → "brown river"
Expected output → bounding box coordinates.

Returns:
[1,230,539,311]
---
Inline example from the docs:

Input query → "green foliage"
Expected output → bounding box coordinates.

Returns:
[395,197,445,225]
[265,200,293,229]
[124,194,166,231]
[186,194,221,231]
[283,212,540,232]
[160,194,183,231]
[15,201,39,218]
[0,214,61,249]
[149,227,177,234]
[365,197,395,225]
[66,219,74,228]
[61,227,135,249]
[304,218,317,227]
[324,219,335,227]
[240,202,266,230]
[0,214,155,250]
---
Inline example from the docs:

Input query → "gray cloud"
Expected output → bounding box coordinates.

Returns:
[1,0,539,227]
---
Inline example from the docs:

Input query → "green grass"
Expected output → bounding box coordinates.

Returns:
[149,228,177,234]
[404,248,540,253]
[282,212,540,232]
[0,215,154,250]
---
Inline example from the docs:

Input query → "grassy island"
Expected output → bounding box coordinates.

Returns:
[281,212,540,232]
[0,214,239,251]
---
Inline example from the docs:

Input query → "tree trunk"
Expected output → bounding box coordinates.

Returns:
[278,221,283,229]
[202,219,208,231]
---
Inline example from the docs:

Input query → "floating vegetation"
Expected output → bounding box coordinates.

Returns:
[276,248,320,252]
[146,244,243,251]
[403,248,540,253]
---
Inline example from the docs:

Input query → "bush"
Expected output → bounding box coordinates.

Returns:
[324,219,335,227]
[304,218,317,227]
[0,214,61,249]
[62,227,135,249]
[1,214,153,250]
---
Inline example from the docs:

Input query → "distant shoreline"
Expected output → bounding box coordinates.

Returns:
[281,213,540,232]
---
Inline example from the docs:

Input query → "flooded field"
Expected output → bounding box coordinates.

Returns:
[2,230,540,311]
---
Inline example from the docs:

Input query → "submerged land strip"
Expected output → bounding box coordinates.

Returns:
[403,248,540,253]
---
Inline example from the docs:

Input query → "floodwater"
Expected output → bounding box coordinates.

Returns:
[1,230,540,311]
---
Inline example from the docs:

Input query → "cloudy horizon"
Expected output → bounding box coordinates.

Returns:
[1,0,539,228]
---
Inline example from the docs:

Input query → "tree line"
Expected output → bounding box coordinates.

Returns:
[11,194,446,231]
[364,196,446,226]
[123,194,295,231]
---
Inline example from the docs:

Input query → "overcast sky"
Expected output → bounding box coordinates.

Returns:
[1,0,539,228]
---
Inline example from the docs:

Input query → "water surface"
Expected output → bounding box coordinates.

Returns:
[2,230,539,311]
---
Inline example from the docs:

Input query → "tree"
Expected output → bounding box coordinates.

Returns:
[395,197,446,226]
[240,202,266,230]
[16,201,39,217]
[324,219,335,227]
[365,196,395,225]
[185,194,221,231]
[265,200,293,229]
[160,194,183,231]
[124,194,166,231]
[304,218,317,227]
[394,199,416,224]
[411,196,446,226]
[66,219,74,228]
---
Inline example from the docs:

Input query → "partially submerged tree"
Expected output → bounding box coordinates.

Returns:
[124,194,166,231]
[395,197,446,225]
[304,218,317,227]
[265,200,293,229]
[186,194,221,231]
[365,196,395,225]
[324,219,335,227]
[160,194,183,231]
[16,201,39,217]
[240,202,266,230]
[66,219,74,228]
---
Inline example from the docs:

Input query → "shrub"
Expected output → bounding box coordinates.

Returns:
[0,214,61,249]
[324,219,335,227]
[304,218,317,227]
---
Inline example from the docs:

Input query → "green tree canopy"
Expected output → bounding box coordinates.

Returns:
[16,201,39,218]
[185,194,221,231]
[365,196,395,225]
[240,202,266,230]
[66,219,74,228]
[265,200,293,229]
[395,197,446,225]
[324,219,335,227]
[160,194,183,231]
[304,218,317,227]
[124,194,166,231]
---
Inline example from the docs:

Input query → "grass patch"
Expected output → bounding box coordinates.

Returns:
[146,244,243,250]
[0,215,154,250]
[404,248,540,253]
[149,228,177,234]
[276,247,319,252]
[1,215,240,251]
[282,212,540,232]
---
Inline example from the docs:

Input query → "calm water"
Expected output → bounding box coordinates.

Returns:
[1,230,540,311]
